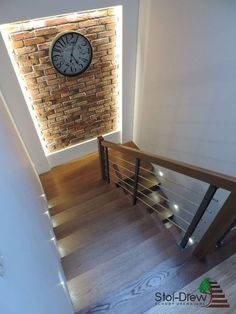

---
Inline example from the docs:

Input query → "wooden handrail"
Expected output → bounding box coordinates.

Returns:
[101,140,236,191]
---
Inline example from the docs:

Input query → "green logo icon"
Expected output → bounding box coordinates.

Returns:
[198,278,211,294]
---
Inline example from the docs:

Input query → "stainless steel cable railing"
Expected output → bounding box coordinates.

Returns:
[109,154,218,203]
[109,160,195,218]
[107,160,191,231]
[109,174,187,233]
[98,137,236,258]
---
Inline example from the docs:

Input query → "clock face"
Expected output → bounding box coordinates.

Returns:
[50,31,93,76]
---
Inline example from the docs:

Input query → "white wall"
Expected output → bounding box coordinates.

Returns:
[0,0,139,173]
[134,0,236,242]
[0,92,74,314]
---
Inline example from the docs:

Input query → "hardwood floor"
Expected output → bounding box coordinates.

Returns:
[40,151,236,314]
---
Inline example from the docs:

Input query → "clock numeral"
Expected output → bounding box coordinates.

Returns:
[53,47,63,54]
[66,33,74,44]
[52,55,60,62]
[71,65,77,73]
[80,57,89,63]
[56,62,63,69]
[80,38,87,47]
[59,37,66,47]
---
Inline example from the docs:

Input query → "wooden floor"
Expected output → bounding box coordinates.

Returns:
[40,152,236,314]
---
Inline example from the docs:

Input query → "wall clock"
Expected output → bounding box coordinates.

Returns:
[50,31,93,76]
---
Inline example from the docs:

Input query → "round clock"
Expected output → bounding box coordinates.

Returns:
[50,31,93,76]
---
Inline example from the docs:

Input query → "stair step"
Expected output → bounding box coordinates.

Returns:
[40,152,101,202]
[138,191,174,222]
[58,203,148,257]
[67,231,178,313]
[62,214,159,280]
[54,195,132,240]
[165,222,183,243]
[49,183,114,216]
[112,169,159,193]
[79,251,190,314]
[52,187,124,227]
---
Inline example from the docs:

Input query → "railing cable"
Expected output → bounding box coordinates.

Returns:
[109,172,191,227]
[109,154,218,202]
[109,164,194,217]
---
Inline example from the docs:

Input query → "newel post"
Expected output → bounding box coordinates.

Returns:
[194,189,236,260]
[97,136,106,181]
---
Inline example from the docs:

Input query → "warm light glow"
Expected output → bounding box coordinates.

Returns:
[44,210,50,218]
[159,171,164,177]
[1,6,123,156]
[188,237,194,245]
[1,28,48,154]
[173,204,179,211]
[115,5,123,134]
[58,271,67,289]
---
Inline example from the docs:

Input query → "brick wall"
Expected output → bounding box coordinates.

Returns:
[5,8,119,153]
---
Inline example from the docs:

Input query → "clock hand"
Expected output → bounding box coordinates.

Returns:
[71,53,79,65]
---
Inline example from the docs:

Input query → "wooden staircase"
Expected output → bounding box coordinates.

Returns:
[40,138,236,313]
[40,139,236,313]
[40,146,182,313]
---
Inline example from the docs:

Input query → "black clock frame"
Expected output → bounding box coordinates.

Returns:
[49,31,93,77]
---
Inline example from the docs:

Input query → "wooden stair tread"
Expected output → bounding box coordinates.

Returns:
[138,191,174,222]
[49,183,114,216]
[54,195,133,240]
[58,203,148,257]
[62,214,160,280]
[40,152,100,201]
[78,251,190,314]
[52,187,124,227]
[67,231,178,312]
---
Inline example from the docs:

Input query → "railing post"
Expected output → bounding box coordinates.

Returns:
[194,189,236,260]
[97,136,106,181]
[216,218,236,247]
[180,184,218,249]
[104,146,110,183]
[133,158,141,205]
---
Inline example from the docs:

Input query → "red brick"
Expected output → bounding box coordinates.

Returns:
[14,46,37,55]
[79,19,98,28]
[37,43,50,51]
[33,63,51,71]
[106,23,116,31]
[34,27,57,36]
[86,25,105,34]
[57,24,79,32]
[98,30,115,38]
[91,37,109,46]
[45,17,68,27]
[11,40,24,49]
[99,17,116,25]
[10,31,35,41]
[96,43,115,51]
[24,37,45,46]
